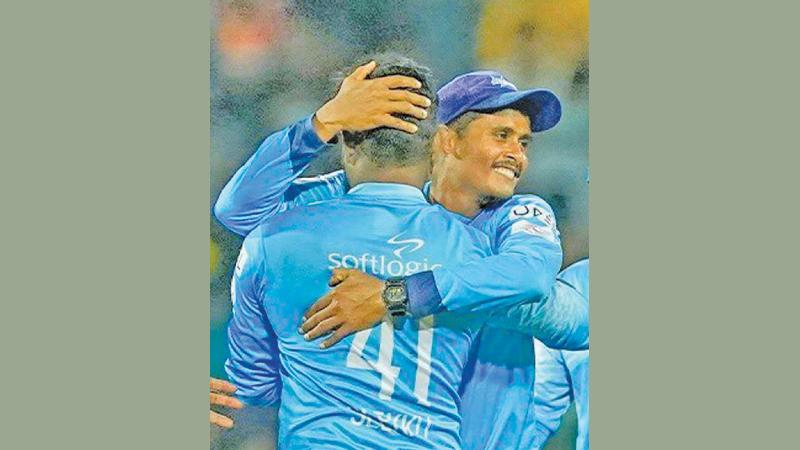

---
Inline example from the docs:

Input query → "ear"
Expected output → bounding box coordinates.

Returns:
[432,125,456,158]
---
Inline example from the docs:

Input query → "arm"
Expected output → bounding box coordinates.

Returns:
[214,61,432,236]
[213,115,336,236]
[300,196,565,348]
[530,341,574,449]
[224,233,282,406]
[407,195,563,316]
[488,279,589,351]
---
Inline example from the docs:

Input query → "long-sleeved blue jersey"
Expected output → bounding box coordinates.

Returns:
[526,259,590,450]
[215,115,587,449]
[226,183,493,449]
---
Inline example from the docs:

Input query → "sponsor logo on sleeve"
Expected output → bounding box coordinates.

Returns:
[509,203,556,229]
[510,220,558,242]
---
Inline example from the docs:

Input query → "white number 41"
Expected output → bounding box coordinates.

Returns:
[346,317,434,406]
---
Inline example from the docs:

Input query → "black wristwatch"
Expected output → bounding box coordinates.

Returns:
[382,277,409,318]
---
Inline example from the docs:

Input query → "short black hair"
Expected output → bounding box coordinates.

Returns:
[334,53,437,167]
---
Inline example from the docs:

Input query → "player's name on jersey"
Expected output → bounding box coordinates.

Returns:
[349,407,435,440]
[328,252,443,277]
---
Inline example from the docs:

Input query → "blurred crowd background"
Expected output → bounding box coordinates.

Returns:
[210,1,588,448]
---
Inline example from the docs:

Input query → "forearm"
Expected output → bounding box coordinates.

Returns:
[405,243,560,318]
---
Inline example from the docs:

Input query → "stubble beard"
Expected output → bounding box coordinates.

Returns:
[478,194,501,209]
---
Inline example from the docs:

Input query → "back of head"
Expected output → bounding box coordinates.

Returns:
[337,54,437,168]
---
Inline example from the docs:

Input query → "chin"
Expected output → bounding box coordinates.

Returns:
[483,182,516,200]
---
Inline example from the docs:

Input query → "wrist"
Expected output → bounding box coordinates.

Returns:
[405,271,441,317]
[382,277,409,318]
[313,105,341,143]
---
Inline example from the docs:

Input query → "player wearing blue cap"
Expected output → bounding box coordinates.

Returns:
[216,56,584,449]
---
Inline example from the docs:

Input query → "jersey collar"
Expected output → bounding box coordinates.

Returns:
[347,182,429,204]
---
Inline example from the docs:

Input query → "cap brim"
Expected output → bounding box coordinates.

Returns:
[470,89,562,132]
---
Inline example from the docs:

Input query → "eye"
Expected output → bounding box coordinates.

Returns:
[495,130,509,139]
[519,138,530,149]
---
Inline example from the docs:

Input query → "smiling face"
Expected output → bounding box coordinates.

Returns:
[442,108,533,201]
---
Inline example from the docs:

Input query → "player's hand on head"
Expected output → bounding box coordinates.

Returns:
[299,268,386,348]
[313,60,432,142]
[210,378,243,429]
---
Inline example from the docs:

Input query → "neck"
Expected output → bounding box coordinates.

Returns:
[429,175,483,218]
[348,164,429,191]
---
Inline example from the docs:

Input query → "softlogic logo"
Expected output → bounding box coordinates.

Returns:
[327,233,442,277]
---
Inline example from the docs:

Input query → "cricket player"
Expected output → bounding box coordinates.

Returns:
[527,259,590,450]
[216,56,587,449]
[225,56,498,448]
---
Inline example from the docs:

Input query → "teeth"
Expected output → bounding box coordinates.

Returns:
[493,167,517,179]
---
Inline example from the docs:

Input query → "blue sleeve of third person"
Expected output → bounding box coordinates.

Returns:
[488,278,589,351]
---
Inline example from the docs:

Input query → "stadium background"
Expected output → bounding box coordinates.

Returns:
[210,1,588,448]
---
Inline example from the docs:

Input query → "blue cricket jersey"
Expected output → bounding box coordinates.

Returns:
[216,115,587,449]
[226,183,493,449]
[525,259,590,450]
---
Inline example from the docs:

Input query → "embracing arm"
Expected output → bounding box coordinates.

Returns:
[214,61,431,236]
[407,195,563,317]
[299,196,564,348]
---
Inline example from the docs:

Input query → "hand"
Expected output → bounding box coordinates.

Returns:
[313,61,432,142]
[210,378,243,429]
[300,268,386,348]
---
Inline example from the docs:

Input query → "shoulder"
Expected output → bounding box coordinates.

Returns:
[489,194,556,220]
[236,225,270,278]
[478,194,559,241]
[430,204,492,242]
[559,258,589,280]
[267,194,346,226]
[411,204,492,256]
[558,259,589,298]
[285,170,349,201]
[293,169,348,188]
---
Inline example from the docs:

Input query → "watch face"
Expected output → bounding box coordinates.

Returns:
[385,286,405,304]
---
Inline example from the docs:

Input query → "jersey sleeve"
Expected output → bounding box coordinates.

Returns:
[487,279,589,351]
[531,340,573,450]
[213,114,348,236]
[224,231,282,406]
[406,195,563,317]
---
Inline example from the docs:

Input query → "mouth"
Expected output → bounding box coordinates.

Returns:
[491,163,521,180]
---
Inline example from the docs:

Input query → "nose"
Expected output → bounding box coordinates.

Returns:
[505,150,527,165]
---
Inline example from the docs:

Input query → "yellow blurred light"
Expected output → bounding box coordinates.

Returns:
[211,238,220,274]
[477,0,589,74]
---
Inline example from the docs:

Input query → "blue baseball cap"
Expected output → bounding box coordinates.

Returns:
[436,71,562,132]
